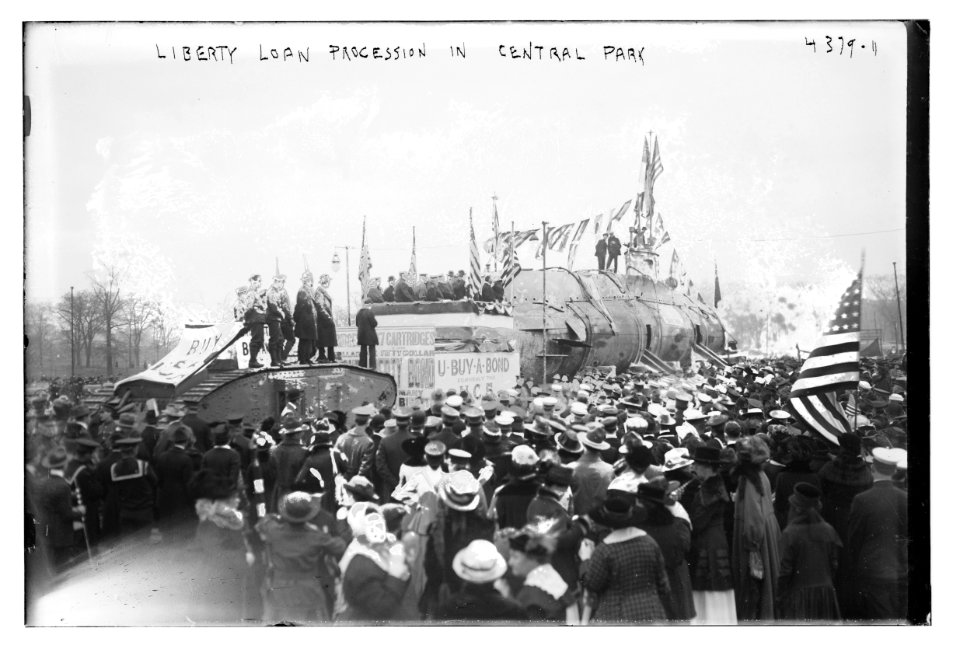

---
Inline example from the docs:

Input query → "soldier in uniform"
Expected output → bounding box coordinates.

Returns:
[265,272,295,367]
[243,274,268,369]
[294,271,318,365]
[109,436,159,537]
[314,274,338,363]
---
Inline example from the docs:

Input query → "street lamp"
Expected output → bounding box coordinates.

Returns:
[331,246,354,324]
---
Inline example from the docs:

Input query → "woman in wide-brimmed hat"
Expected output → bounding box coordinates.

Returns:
[775,482,843,621]
[685,444,736,624]
[731,435,781,621]
[636,477,695,622]
[438,539,527,622]
[582,494,674,623]
[255,491,347,623]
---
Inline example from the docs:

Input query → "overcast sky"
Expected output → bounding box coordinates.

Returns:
[24,21,907,315]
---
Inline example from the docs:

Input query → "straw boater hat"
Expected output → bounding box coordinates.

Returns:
[578,427,611,452]
[663,447,694,471]
[453,540,508,584]
[440,470,482,511]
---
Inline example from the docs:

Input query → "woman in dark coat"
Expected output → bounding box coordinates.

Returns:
[636,478,695,622]
[816,432,873,615]
[773,437,821,530]
[506,526,578,622]
[293,271,318,364]
[731,435,781,621]
[776,483,842,620]
[313,274,338,362]
[686,445,737,624]
[582,495,674,623]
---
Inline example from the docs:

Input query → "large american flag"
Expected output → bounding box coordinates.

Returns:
[787,273,862,445]
[468,209,482,298]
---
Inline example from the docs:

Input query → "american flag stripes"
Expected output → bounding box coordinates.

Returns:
[566,218,591,267]
[500,247,522,288]
[468,209,482,298]
[787,273,863,445]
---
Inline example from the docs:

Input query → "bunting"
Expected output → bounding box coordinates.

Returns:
[606,199,633,232]
[787,272,863,445]
[492,199,500,273]
[592,212,605,236]
[567,218,591,268]
[500,247,522,289]
[668,249,681,283]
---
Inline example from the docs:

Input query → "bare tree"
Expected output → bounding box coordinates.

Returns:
[25,302,56,377]
[122,296,156,368]
[55,289,104,369]
[149,302,181,363]
[865,274,907,346]
[91,264,125,373]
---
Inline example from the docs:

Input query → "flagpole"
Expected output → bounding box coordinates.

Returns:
[510,220,516,304]
[892,261,905,353]
[542,220,548,387]
[492,194,499,275]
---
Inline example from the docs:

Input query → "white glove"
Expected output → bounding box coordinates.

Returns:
[245,552,256,567]
[386,544,410,580]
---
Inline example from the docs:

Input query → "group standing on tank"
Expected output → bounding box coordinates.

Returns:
[234,271,339,369]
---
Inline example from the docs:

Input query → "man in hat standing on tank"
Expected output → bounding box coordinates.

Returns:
[294,270,319,365]
[242,274,268,369]
[606,232,622,273]
[265,271,295,367]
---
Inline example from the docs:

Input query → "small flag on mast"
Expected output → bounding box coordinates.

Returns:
[714,261,722,308]
[787,272,863,445]
[409,227,417,279]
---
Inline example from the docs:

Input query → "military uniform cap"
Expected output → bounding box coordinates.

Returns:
[494,413,514,426]
[599,404,618,417]
[393,407,413,420]
[625,416,648,431]
[440,406,460,419]
[480,399,498,412]
[74,437,101,450]
[463,406,484,421]
[425,440,447,456]
[425,415,443,429]
[570,402,589,417]
[542,396,558,408]
[352,404,377,418]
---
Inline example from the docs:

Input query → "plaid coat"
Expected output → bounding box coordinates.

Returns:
[583,529,673,623]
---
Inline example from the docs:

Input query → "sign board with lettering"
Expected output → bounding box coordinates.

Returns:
[434,351,521,402]
[233,324,271,369]
[116,322,244,396]
[337,326,436,407]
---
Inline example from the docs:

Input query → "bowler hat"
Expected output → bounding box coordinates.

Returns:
[691,445,726,465]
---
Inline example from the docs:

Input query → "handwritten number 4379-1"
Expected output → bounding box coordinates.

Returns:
[805,36,877,58]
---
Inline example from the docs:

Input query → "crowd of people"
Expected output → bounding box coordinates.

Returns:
[25,355,910,624]
[364,270,505,305]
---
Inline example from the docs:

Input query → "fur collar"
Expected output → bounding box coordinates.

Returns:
[603,527,646,544]
[524,564,569,600]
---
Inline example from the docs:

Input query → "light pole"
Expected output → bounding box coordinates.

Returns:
[332,246,355,324]
[70,286,75,378]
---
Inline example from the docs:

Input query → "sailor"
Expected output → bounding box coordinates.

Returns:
[232,286,249,322]
[294,270,319,364]
[314,274,339,363]
[595,233,608,270]
[606,233,622,273]
[265,271,295,367]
